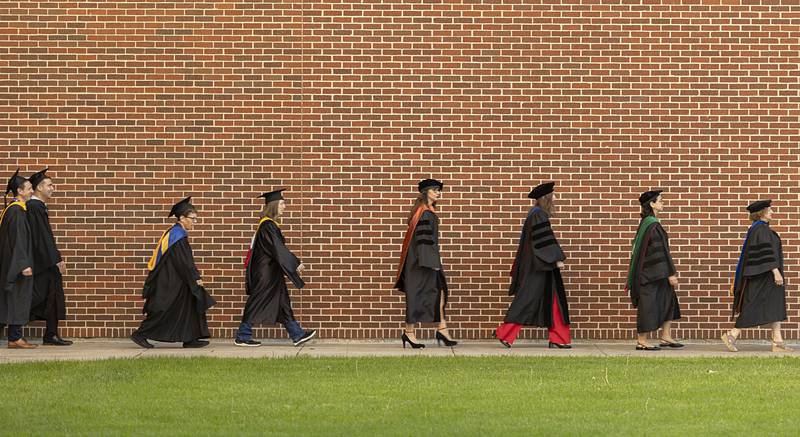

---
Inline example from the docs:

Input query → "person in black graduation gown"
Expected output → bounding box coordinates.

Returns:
[26,168,72,346]
[130,196,216,349]
[0,169,37,349]
[495,182,571,348]
[234,189,316,347]
[625,190,682,351]
[394,179,457,348]
[721,200,791,353]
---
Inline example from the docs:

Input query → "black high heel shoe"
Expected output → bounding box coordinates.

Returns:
[401,333,425,349]
[435,329,458,347]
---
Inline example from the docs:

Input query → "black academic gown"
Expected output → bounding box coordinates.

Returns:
[0,204,34,326]
[631,221,681,333]
[733,224,787,328]
[137,232,215,342]
[26,198,67,323]
[505,208,570,327]
[396,210,448,324]
[241,220,304,325]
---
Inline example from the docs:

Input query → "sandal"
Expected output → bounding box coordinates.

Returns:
[721,332,738,352]
[772,342,793,353]
[659,338,685,348]
[635,342,661,351]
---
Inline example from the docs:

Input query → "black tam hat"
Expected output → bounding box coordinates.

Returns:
[259,189,286,204]
[28,167,50,190]
[639,190,663,206]
[528,182,555,199]
[746,200,771,214]
[168,196,194,218]
[418,179,443,193]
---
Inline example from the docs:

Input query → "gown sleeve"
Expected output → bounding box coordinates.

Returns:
[26,201,62,272]
[529,209,565,269]
[414,210,442,270]
[262,221,305,289]
[742,225,781,277]
[638,224,676,284]
[3,207,32,284]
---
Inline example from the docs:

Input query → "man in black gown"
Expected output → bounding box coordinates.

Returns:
[26,168,72,346]
[0,169,37,349]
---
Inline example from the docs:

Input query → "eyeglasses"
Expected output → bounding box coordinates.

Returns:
[185,216,198,222]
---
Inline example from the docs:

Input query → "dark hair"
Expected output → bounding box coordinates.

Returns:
[33,177,52,191]
[640,203,655,219]
[176,205,198,220]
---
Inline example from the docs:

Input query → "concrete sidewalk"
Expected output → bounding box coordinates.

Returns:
[1,338,797,364]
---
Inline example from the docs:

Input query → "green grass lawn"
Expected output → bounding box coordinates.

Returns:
[1,356,798,435]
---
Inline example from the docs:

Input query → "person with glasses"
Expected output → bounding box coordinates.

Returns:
[130,196,216,349]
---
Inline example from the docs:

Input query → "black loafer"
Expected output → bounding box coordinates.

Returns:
[130,331,154,349]
[549,342,572,349]
[43,335,74,346]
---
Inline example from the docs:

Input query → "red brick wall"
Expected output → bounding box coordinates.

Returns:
[2,1,798,340]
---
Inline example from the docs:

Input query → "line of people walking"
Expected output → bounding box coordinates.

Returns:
[0,169,791,352]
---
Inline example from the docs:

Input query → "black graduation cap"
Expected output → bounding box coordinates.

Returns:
[168,196,194,218]
[746,199,771,213]
[417,179,443,193]
[639,190,663,206]
[528,182,555,199]
[29,167,50,189]
[259,189,286,204]
[5,168,27,196]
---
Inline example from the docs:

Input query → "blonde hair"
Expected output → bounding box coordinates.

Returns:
[536,193,555,217]
[262,199,281,220]
[750,208,768,222]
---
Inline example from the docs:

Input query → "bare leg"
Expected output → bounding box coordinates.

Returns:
[772,322,783,343]
[436,290,453,340]
[660,321,674,342]
[637,332,655,348]
[405,323,418,342]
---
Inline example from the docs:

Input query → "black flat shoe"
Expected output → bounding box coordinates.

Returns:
[493,330,511,348]
[183,339,210,348]
[43,335,73,346]
[549,342,572,349]
[130,331,153,349]
[435,330,458,347]
[401,333,425,349]
[635,343,661,351]
[659,340,685,348]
